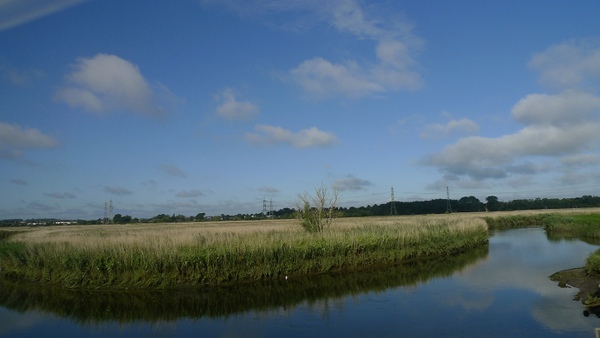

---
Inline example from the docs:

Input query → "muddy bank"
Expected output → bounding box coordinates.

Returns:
[550,268,600,316]
[551,268,600,300]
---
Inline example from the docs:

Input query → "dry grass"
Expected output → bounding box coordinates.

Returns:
[4,214,484,246]
[0,213,493,288]
[1,208,597,289]
[3,208,599,248]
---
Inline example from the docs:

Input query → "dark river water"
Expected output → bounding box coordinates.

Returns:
[1,227,600,337]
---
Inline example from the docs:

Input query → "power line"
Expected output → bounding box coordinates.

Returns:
[103,200,113,224]
[390,186,397,215]
[446,187,452,213]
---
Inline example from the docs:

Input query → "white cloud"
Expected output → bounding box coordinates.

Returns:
[298,1,423,97]
[328,0,381,38]
[56,87,104,111]
[424,124,600,179]
[423,90,600,182]
[512,90,600,127]
[56,54,171,117]
[0,122,58,149]
[290,57,384,98]
[215,88,259,121]
[208,0,423,98]
[0,122,59,160]
[290,40,423,98]
[529,38,600,88]
[333,175,373,191]
[245,124,338,148]
[424,38,600,188]
[421,118,479,140]
[0,0,88,32]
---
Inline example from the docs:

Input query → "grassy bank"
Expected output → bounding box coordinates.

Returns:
[0,216,488,289]
[0,246,487,322]
[483,211,600,237]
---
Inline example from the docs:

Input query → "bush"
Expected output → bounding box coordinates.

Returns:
[585,249,600,276]
[296,186,339,233]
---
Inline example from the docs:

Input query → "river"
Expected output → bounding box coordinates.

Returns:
[1,227,599,337]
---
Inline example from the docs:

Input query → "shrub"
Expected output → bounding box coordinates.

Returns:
[585,249,600,276]
[296,186,339,233]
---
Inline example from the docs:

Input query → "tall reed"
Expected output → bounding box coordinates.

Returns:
[0,217,488,289]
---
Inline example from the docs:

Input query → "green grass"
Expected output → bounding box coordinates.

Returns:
[543,214,600,240]
[0,245,488,322]
[483,213,566,230]
[0,230,17,241]
[585,250,600,277]
[0,218,488,289]
[484,213,600,238]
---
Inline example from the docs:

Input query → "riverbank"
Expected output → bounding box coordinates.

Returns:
[3,209,600,290]
[0,215,488,289]
[550,268,600,302]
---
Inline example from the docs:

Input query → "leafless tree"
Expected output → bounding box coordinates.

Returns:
[296,185,339,233]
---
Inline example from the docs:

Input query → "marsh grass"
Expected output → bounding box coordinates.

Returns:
[0,216,488,289]
[0,245,488,322]
[482,209,600,232]
[544,214,600,239]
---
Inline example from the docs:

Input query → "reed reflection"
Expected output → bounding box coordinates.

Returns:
[0,245,487,324]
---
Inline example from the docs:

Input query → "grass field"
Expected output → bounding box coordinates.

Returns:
[1,208,599,289]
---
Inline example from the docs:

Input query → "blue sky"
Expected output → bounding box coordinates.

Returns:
[1,0,600,219]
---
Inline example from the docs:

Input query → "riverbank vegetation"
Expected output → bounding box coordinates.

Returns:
[483,211,600,236]
[0,245,487,322]
[0,216,487,289]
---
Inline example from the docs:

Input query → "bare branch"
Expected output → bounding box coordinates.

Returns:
[296,185,339,233]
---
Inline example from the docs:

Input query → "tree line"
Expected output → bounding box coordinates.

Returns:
[335,195,600,217]
[2,195,600,227]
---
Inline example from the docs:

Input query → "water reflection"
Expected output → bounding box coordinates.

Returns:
[546,231,600,246]
[0,245,487,324]
[452,228,599,333]
[4,228,600,337]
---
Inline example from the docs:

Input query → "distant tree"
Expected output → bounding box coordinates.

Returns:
[457,196,482,212]
[486,196,500,211]
[274,207,295,219]
[195,212,206,221]
[152,214,171,223]
[169,214,186,222]
[112,214,133,224]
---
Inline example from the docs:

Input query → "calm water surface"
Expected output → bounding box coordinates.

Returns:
[1,227,600,337]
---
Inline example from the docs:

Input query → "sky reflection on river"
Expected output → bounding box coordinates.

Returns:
[1,227,599,337]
